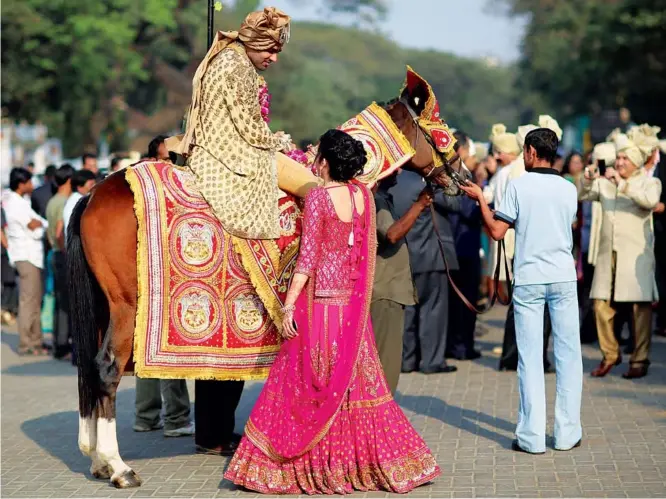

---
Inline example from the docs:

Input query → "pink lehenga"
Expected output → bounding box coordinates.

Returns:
[224,185,440,494]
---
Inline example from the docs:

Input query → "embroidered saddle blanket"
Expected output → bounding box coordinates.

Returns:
[126,162,301,380]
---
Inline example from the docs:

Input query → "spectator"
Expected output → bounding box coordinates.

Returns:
[579,132,662,379]
[446,131,482,360]
[110,157,122,173]
[389,169,459,375]
[31,164,57,219]
[1,208,18,325]
[62,170,96,243]
[653,141,666,337]
[133,377,195,438]
[371,171,431,394]
[82,153,98,174]
[3,168,49,356]
[45,164,74,359]
[462,127,582,454]
[148,135,170,161]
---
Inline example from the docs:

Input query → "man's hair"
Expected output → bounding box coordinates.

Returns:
[453,130,469,149]
[9,167,33,191]
[44,164,57,178]
[71,169,96,191]
[82,153,97,164]
[110,157,121,169]
[524,128,559,165]
[54,164,75,187]
[148,135,168,159]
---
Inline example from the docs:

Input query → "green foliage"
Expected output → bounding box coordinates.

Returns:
[498,0,666,128]
[2,0,531,155]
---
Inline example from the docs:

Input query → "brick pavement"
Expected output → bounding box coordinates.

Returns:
[2,306,665,498]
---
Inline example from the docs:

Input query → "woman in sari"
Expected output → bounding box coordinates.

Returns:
[224,130,440,494]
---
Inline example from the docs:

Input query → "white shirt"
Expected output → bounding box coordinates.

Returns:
[2,190,48,269]
[62,192,83,244]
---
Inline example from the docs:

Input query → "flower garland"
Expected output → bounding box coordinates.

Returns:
[258,80,310,166]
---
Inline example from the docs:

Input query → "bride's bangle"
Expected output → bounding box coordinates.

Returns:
[281,304,295,314]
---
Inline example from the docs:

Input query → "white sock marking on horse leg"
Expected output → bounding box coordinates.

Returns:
[96,418,131,479]
[78,416,96,456]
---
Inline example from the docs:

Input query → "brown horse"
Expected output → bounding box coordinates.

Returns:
[68,98,469,488]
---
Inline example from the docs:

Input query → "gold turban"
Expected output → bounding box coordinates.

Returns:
[490,123,520,155]
[614,133,646,168]
[538,115,563,140]
[174,7,291,156]
[236,7,291,51]
[627,124,661,158]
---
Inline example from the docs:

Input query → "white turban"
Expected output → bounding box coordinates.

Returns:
[592,142,616,167]
[628,124,661,158]
[517,124,537,150]
[538,115,563,140]
[614,133,646,168]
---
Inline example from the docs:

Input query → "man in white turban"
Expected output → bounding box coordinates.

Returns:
[579,132,662,379]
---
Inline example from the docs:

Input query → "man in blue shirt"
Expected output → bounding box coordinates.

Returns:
[461,128,582,454]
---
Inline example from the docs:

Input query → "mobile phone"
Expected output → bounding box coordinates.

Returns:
[597,159,606,177]
[292,319,298,331]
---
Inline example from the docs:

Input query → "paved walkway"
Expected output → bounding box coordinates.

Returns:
[2,306,666,498]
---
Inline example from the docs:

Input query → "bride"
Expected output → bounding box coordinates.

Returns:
[224,129,440,494]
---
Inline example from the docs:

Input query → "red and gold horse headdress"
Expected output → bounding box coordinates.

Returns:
[400,66,457,165]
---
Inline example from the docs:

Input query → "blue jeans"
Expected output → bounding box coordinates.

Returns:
[513,281,582,452]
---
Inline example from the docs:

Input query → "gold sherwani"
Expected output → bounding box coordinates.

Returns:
[187,42,290,239]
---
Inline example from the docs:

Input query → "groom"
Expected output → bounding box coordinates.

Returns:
[173,6,298,456]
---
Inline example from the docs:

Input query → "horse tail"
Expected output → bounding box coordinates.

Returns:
[68,195,105,417]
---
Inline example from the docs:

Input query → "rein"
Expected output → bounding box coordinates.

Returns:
[398,98,513,314]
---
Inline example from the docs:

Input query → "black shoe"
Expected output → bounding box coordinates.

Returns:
[421,365,458,375]
[401,366,417,374]
[555,439,582,451]
[511,439,545,455]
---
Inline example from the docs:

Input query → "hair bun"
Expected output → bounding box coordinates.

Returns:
[317,130,368,182]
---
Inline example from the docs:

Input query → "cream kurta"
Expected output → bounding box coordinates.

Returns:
[187,42,290,240]
[578,171,662,301]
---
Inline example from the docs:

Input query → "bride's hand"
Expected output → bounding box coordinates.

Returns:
[281,310,298,340]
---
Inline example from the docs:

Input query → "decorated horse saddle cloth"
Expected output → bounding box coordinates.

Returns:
[125,161,301,380]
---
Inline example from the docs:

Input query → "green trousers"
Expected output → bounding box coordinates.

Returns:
[370,299,405,396]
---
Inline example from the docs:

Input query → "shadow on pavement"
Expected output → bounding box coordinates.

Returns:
[396,394,515,449]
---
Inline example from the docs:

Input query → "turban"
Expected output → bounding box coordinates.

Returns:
[235,7,291,51]
[490,123,520,155]
[627,124,661,158]
[517,124,537,150]
[614,133,646,168]
[606,128,622,142]
[474,142,489,162]
[660,140,666,154]
[592,142,616,167]
[538,115,563,140]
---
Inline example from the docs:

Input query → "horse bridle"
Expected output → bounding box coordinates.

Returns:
[398,97,469,190]
[397,98,511,314]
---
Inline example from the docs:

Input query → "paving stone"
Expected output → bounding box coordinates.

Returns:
[3,305,666,498]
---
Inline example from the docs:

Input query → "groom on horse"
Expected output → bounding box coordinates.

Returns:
[170,6,315,456]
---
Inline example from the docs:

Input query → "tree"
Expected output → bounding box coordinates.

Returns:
[1,0,178,154]
[496,0,666,128]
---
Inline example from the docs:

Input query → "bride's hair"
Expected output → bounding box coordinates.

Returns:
[317,129,367,182]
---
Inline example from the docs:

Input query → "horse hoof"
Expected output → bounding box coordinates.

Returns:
[111,470,142,488]
[91,465,111,480]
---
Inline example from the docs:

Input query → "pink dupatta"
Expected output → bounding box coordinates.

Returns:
[245,186,377,462]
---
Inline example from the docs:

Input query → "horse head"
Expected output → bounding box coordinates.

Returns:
[384,67,472,195]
